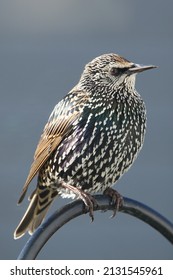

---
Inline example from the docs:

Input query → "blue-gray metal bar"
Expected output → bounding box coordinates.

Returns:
[17,195,173,259]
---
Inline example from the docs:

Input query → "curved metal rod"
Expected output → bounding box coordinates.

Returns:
[17,195,173,259]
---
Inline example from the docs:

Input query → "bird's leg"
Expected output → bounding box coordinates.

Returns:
[61,182,98,221]
[103,187,123,217]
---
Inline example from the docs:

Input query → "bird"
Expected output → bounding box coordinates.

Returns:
[14,53,156,239]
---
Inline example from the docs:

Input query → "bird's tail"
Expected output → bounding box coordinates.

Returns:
[14,185,58,239]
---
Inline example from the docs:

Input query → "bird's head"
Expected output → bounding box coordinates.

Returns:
[79,53,156,92]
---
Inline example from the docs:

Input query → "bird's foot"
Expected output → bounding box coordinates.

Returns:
[61,181,97,221]
[103,187,123,218]
[78,192,98,222]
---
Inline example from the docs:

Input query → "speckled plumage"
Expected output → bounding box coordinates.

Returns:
[14,53,156,239]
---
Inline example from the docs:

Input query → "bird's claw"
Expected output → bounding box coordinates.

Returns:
[61,181,98,221]
[103,187,123,217]
[81,193,98,222]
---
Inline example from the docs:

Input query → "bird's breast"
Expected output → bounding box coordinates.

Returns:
[40,98,146,195]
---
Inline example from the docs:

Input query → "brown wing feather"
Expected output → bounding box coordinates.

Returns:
[18,90,89,204]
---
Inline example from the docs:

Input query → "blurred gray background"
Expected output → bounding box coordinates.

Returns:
[0,0,172,259]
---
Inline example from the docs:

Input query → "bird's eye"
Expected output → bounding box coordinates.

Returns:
[110,67,119,76]
[110,67,128,76]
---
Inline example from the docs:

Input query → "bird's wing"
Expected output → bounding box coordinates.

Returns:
[18,90,90,204]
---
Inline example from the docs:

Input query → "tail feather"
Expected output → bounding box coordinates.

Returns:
[14,186,58,239]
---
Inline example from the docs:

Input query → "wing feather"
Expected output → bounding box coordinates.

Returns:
[18,90,89,204]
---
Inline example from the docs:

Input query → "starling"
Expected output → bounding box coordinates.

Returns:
[14,53,156,239]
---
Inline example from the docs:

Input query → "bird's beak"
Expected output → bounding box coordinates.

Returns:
[128,64,157,74]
